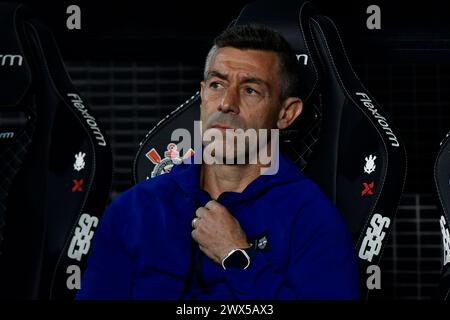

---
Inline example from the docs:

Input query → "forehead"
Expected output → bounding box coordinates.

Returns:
[209,47,280,82]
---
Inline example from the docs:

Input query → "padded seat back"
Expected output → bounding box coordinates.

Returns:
[0,3,113,299]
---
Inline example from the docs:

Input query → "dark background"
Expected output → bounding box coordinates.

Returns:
[6,0,450,299]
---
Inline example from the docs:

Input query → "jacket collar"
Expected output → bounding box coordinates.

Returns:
[167,151,305,205]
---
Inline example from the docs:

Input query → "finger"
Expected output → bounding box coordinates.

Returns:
[191,229,198,242]
[191,217,200,229]
[195,206,209,218]
[204,200,223,212]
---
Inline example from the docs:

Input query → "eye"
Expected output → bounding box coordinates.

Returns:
[209,81,223,90]
[244,87,259,95]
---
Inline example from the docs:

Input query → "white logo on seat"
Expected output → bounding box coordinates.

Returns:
[364,154,377,174]
[440,216,450,266]
[146,143,194,178]
[359,213,390,262]
[296,54,308,66]
[356,92,400,148]
[67,93,107,147]
[67,213,99,262]
[0,54,23,66]
[73,152,86,171]
[0,132,14,139]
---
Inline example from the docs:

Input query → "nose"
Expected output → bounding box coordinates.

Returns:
[218,87,240,114]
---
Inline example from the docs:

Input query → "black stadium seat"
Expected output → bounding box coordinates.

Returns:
[134,0,407,299]
[434,132,450,300]
[0,3,112,299]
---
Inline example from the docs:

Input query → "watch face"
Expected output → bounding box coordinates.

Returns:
[223,249,250,269]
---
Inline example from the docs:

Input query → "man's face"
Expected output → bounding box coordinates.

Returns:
[200,47,283,163]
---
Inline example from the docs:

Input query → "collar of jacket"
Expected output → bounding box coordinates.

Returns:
[167,150,305,207]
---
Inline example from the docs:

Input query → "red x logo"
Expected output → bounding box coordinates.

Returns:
[72,178,84,192]
[361,182,374,197]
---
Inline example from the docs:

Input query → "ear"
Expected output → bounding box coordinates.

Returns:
[276,97,303,129]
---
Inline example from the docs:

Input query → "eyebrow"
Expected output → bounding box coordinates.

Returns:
[207,70,228,81]
[207,70,270,90]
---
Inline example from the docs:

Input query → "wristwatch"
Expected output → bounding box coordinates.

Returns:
[221,246,254,270]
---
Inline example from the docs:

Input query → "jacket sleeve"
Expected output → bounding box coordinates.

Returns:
[223,198,361,300]
[76,200,133,300]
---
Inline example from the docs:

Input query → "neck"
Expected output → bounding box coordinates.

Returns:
[200,142,275,200]
[201,163,262,200]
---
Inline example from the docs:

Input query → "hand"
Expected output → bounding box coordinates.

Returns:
[191,200,250,264]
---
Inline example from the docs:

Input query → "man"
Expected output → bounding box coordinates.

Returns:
[77,24,360,300]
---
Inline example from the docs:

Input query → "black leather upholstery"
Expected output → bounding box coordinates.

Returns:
[307,14,407,298]
[434,132,450,300]
[134,0,407,299]
[0,3,113,299]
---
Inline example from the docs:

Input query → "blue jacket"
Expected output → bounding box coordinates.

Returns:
[77,152,360,300]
